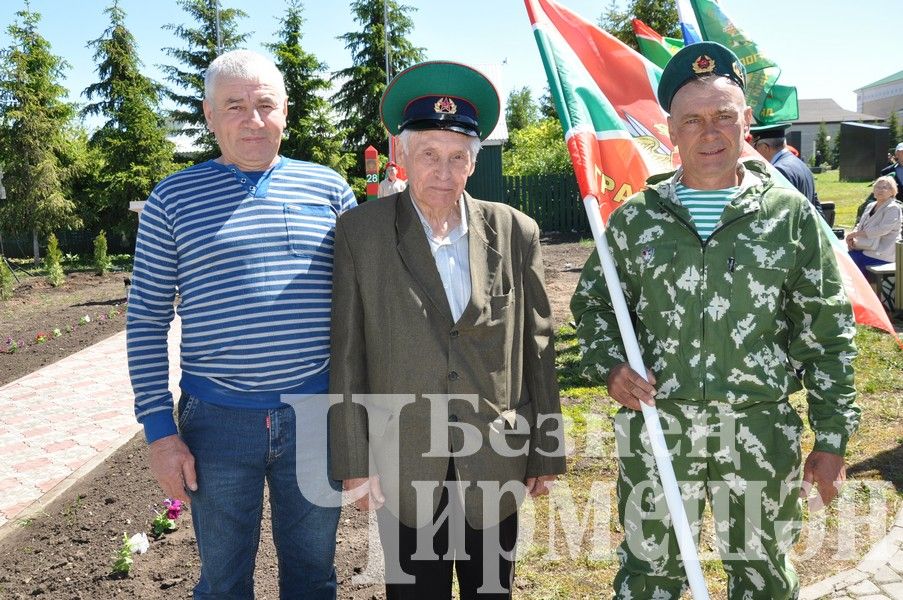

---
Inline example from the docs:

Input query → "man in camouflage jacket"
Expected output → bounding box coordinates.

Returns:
[571,42,859,600]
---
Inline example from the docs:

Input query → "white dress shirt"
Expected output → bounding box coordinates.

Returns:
[410,195,472,322]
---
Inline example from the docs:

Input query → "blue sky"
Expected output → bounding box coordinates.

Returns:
[0,0,896,131]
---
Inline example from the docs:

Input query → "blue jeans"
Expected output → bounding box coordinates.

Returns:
[177,393,342,599]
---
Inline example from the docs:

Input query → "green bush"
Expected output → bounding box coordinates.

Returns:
[45,233,65,287]
[0,256,13,300]
[94,230,112,275]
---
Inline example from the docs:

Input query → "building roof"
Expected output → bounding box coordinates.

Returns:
[795,98,881,124]
[856,69,903,92]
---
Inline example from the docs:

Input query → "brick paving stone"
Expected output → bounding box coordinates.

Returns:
[848,580,882,595]
[36,476,66,493]
[44,440,77,453]
[881,582,903,598]
[1,501,34,520]
[874,566,903,585]
[890,550,903,574]
[21,426,53,438]
[12,457,51,472]
[0,477,21,492]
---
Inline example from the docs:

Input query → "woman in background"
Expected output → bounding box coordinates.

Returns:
[846,175,902,276]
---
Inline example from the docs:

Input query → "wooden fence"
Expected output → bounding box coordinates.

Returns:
[500,174,589,234]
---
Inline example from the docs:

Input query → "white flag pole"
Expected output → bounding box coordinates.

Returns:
[582,195,710,599]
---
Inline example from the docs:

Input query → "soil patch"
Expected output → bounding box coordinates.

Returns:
[0,238,591,599]
[0,271,130,387]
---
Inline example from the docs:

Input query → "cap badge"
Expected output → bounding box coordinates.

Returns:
[692,55,715,74]
[732,61,745,84]
[434,96,458,114]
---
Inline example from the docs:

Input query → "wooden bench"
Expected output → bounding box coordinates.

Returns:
[866,261,897,312]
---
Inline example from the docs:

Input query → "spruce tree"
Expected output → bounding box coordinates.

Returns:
[814,122,830,167]
[332,0,424,164]
[45,233,64,287]
[160,0,249,154]
[83,0,176,233]
[830,127,842,170]
[887,111,900,152]
[94,230,111,275]
[267,0,350,174]
[0,256,13,300]
[0,4,82,266]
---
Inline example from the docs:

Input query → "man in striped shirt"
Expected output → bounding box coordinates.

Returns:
[126,50,355,598]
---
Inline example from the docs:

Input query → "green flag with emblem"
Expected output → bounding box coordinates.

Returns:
[688,0,798,124]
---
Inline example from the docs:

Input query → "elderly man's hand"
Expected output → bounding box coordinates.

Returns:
[525,475,557,498]
[800,451,846,510]
[148,435,197,504]
[344,476,384,511]
[607,363,657,411]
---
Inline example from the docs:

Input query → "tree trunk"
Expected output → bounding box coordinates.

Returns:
[32,229,40,267]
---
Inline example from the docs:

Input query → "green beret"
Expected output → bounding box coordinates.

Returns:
[380,61,500,141]
[657,41,746,112]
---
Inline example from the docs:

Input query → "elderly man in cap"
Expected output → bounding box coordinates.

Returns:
[378,161,407,198]
[571,42,858,599]
[880,142,903,201]
[328,61,566,599]
[127,49,355,598]
[751,122,824,216]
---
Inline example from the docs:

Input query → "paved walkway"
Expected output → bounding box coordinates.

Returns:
[0,320,899,598]
[0,319,180,530]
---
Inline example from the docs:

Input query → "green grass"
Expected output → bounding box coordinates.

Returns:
[514,322,902,598]
[813,169,874,229]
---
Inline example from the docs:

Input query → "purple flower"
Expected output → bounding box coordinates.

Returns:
[163,498,183,520]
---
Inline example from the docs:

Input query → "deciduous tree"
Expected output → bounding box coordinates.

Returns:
[599,0,679,50]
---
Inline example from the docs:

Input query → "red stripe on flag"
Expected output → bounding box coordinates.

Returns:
[632,18,663,43]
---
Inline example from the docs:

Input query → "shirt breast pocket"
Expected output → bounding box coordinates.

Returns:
[729,241,793,316]
[283,204,337,258]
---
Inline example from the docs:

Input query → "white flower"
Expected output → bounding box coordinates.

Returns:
[127,532,149,554]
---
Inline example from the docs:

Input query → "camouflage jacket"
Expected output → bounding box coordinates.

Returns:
[571,160,859,455]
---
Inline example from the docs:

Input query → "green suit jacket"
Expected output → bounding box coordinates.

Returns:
[328,190,566,528]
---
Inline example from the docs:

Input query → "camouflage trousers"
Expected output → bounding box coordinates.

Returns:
[612,401,804,600]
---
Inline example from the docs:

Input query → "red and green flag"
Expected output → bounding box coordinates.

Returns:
[632,18,683,70]
[688,0,798,125]
[524,0,899,341]
[524,0,676,223]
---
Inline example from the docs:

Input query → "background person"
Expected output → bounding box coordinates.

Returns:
[378,160,407,197]
[880,142,903,201]
[751,122,824,217]
[846,175,902,276]
[126,49,355,599]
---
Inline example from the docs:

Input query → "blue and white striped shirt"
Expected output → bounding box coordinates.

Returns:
[126,157,356,443]
[675,183,738,241]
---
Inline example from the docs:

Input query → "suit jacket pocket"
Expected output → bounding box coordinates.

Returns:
[489,291,513,322]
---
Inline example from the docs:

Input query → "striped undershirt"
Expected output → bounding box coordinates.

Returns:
[675,182,739,240]
[126,157,356,443]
